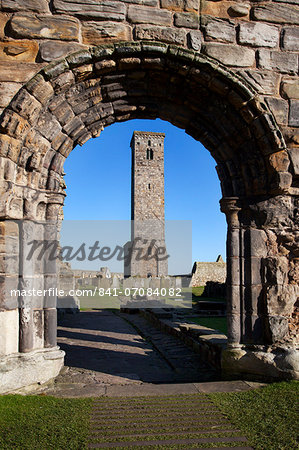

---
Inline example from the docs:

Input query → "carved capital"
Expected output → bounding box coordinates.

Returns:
[220,197,241,227]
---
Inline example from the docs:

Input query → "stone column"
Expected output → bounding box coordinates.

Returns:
[43,201,63,348]
[18,221,35,353]
[19,307,34,353]
[220,197,242,346]
[44,308,57,347]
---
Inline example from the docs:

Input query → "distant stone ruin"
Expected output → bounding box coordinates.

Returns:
[191,255,226,287]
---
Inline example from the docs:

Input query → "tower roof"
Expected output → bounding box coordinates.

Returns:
[132,131,165,137]
[131,131,165,147]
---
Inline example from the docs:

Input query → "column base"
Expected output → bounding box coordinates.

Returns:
[222,345,299,381]
[0,347,65,394]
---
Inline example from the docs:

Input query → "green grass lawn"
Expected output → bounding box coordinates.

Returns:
[190,316,227,335]
[0,395,92,449]
[0,382,297,449]
[210,381,299,450]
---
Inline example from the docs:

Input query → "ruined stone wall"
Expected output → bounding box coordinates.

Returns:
[191,260,226,286]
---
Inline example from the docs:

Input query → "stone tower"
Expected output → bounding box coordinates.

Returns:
[124,131,168,277]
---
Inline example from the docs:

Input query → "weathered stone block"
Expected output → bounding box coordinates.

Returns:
[10,89,41,123]
[238,22,279,48]
[188,30,202,50]
[174,12,199,29]
[248,229,268,258]
[122,0,158,5]
[24,129,50,154]
[128,5,172,25]
[26,74,54,105]
[63,116,85,140]
[202,1,245,19]
[73,64,94,81]
[228,3,249,18]
[289,100,299,127]
[9,15,80,41]
[135,25,186,45]
[39,41,85,62]
[0,40,38,62]
[268,150,290,173]
[0,14,9,39]
[203,43,255,67]
[82,22,132,44]
[282,27,299,52]
[283,127,299,147]
[37,112,62,141]
[262,256,289,286]
[66,50,92,68]
[0,109,30,139]
[204,18,235,43]
[161,0,198,12]
[51,71,75,94]
[2,0,49,13]
[266,285,298,316]
[118,57,141,70]
[0,309,19,356]
[96,59,116,74]
[56,135,73,156]
[52,101,75,127]
[0,82,22,108]
[240,70,279,95]
[288,148,299,176]
[281,79,299,100]
[43,60,69,80]
[252,4,299,25]
[265,97,289,125]
[161,0,183,10]
[0,62,40,82]
[258,49,298,75]
[268,315,289,342]
[114,41,142,55]
[0,134,21,159]
[54,0,126,21]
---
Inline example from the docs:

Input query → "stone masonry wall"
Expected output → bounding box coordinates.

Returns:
[0,0,297,164]
[191,260,226,286]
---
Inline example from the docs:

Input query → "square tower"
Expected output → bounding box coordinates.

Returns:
[124,131,168,277]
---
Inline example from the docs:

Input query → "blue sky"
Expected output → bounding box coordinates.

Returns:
[62,118,227,272]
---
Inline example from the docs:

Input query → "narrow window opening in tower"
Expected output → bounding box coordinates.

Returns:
[148,140,151,146]
[148,183,151,190]
[146,149,154,160]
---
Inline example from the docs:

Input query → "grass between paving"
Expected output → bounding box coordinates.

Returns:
[0,395,92,449]
[210,381,299,450]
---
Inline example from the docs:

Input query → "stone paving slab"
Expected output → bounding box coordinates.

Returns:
[88,394,253,449]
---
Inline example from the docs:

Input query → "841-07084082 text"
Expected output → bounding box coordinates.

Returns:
[97,287,182,297]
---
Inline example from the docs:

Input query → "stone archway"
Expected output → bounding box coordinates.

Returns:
[0,42,298,392]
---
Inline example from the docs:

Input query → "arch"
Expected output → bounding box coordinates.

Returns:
[0,43,298,391]
[0,42,289,218]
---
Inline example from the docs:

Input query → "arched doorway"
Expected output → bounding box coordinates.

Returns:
[0,43,298,392]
